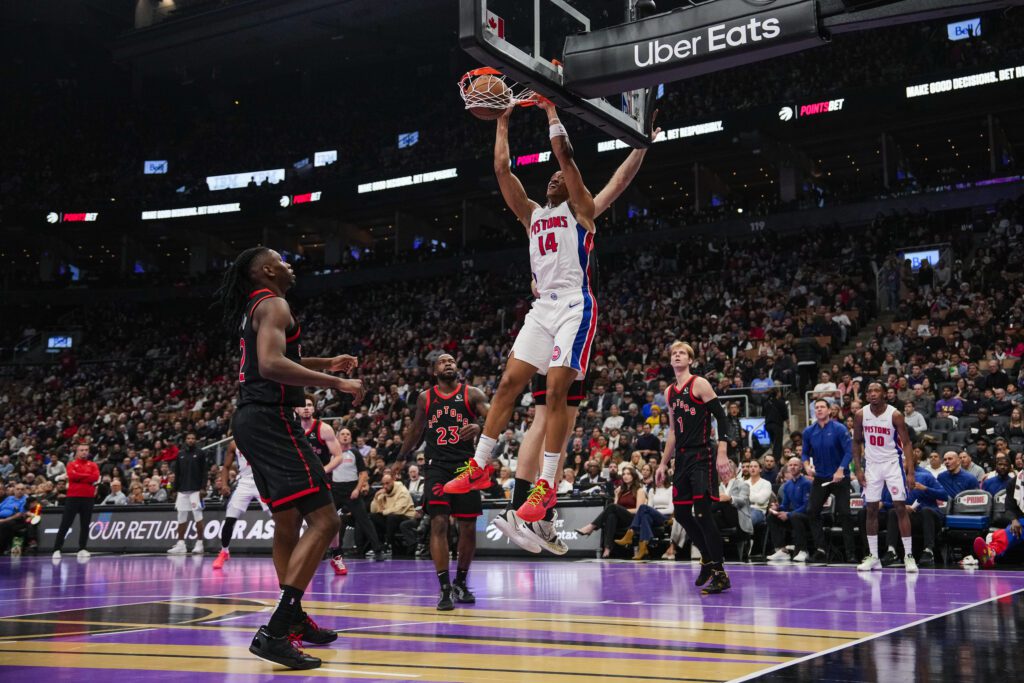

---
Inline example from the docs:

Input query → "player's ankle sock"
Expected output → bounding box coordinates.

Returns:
[221,517,237,550]
[267,585,304,637]
[901,538,912,557]
[543,506,555,522]
[455,568,468,585]
[472,435,497,469]
[540,452,559,484]
[511,478,532,508]
[331,546,344,558]
[437,570,451,589]
[868,536,878,557]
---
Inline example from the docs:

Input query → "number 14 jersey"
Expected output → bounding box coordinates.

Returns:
[529,200,593,295]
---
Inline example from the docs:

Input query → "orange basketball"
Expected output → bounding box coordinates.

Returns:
[467,74,509,120]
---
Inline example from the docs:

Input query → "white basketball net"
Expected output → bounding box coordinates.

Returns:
[458,69,537,111]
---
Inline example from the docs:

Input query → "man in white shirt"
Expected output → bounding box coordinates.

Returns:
[602,405,624,432]
[812,371,840,406]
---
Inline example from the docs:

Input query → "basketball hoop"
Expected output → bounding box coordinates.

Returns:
[457,67,542,113]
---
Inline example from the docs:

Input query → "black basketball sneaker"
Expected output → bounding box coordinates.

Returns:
[249,626,322,670]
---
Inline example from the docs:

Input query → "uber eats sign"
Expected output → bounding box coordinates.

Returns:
[564,0,824,98]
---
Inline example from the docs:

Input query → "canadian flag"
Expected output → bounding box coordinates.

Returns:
[485,10,505,39]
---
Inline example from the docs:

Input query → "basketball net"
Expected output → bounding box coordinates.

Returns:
[458,67,539,111]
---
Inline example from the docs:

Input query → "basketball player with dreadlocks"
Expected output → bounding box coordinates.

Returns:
[215,246,364,670]
[443,98,598,523]
[656,341,733,595]
[497,121,662,555]
[394,354,489,610]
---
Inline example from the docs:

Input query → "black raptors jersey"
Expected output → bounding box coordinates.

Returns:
[423,384,476,463]
[238,288,304,407]
[667,376,713,454]
[304,420,331,466]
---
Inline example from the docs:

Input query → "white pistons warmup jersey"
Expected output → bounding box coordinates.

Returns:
[862,404,903,464]
[528,201,594,295]
[235,449,253,479]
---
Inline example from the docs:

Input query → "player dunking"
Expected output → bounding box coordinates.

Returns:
[213,439,270,569]
[498,123,663,554]
[655,342,733,594]
[854,381,918,573]
[216,246,364,670]
[395,354,490,610]
[444,98,596,528]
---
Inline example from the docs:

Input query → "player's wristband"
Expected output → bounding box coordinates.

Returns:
[549,122,568,139]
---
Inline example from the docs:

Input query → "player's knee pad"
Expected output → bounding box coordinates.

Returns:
[192,511,203,522]
[177,511,190,524]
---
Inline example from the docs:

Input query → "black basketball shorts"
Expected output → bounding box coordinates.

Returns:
[232,403,333,514]
[672,447,720,506]
[423,458,482,519]
[531,374,585,407]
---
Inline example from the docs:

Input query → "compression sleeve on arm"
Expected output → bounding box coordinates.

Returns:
[708,397,728,426]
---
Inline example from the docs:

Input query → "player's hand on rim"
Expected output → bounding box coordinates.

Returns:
[530,93,556,116]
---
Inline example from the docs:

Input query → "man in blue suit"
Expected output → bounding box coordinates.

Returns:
[881,451,946,567]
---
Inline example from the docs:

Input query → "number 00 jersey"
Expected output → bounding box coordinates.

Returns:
[528,200,594,295]
[861,404,903,464]
[238,288,304,407]
[667,376,714,454]
[423,384,477,463]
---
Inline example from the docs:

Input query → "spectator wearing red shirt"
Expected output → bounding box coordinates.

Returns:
[52,443,99,560]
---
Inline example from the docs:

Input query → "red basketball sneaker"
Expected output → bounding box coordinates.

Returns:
[330,555,348,576]
[973,537,996,569]
[443,460,494,495]
[517,479,556,523]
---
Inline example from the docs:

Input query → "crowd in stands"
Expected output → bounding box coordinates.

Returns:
[4,194,1022,563]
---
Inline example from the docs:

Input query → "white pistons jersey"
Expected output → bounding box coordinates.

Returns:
[862,404,903,464]
[235,449,253,480]
[528,201,593,295]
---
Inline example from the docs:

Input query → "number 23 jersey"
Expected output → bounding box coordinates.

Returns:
[423,384,478,463]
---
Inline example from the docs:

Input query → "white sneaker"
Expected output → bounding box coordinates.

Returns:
[192,541,204,555]
[767,548,791,561]
[167,540,187,555]
[77,549,91,560]
[492,509,542,553]
[904,555,918,573]
[857,554,881,572]
[792,551,808,563]
[52,550,61,560]
[520,512,569,556]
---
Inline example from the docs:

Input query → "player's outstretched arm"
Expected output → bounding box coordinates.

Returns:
[534,97,595,230]
[593,118,662,218]
[255,298,364,402]
[394,391,429,473]
[494,107,540,229]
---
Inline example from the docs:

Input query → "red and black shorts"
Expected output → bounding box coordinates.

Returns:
[672,447,720,506]
[531,373,585,407]
[232,403,333,515]
[423,458,482,519]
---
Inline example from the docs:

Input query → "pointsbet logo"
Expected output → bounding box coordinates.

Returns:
[778,99,845,122]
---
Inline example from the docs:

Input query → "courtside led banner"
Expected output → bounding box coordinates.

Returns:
[598,120,723,152]
[563,0,824,97]
[357,168,458,194]
[47,212,98,223]
[141,202,241,220]
[905,65,1024,99]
